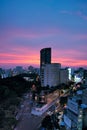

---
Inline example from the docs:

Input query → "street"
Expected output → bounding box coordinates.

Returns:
[15,113,42,130]
[14,90,64,130]
[15,93,45,130]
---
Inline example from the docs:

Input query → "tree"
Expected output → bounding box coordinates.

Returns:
[59,96,68,106]
[0,85,10,100]
[41,115,53,130]
[0,108,5,127]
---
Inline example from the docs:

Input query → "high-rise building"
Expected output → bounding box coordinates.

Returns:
[40,48,51,87]
[40,47,51,67]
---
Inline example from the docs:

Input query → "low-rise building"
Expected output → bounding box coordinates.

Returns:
[82,88,87,105]
[60,68,69,84]
[63,88,87,130]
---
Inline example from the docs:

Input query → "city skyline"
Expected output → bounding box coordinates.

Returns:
[0,0,87,69]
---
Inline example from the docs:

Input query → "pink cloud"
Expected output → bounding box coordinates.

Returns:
[0,52,40,65]
[52,48,87,67]
[0,45,40,56]
[53,49,82,57]
[74,34,87,40]
[0,27,63,41]
[0,27,87,68]
[0,47,87,68]
[52,57,87,67]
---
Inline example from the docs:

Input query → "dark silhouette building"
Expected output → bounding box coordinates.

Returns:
[40,47,51,67]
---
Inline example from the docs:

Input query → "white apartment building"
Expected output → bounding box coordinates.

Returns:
[44,63,61,87]
[63,89,87,130]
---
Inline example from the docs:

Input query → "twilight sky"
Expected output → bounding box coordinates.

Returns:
[0,0,87,68]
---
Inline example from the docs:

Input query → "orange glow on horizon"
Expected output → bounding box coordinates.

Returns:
[0,53,87,68]
[0,46,87,68]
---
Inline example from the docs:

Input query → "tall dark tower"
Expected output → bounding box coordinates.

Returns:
[40,47,51,68]
[40,47,51,87]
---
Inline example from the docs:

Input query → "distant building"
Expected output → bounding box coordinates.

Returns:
[40,47,51,87]
[74,68,85,83]
[0,68,3,78]
[28,66,40,75]
[67,67,72,81]
[84,70,87,85]
[0,68,3,74]
[28,66,34,73]
[13,66,24,76]
[44,63,61,87]
[1,69,12,78]
[60,68,69,84]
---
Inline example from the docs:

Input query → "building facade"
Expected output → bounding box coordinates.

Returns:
[40,47,51,67]
[82,88,87,105]
[40,48,51,87]
[44,63,61,87]
[63,89,87,130]
[60,68,69,84]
